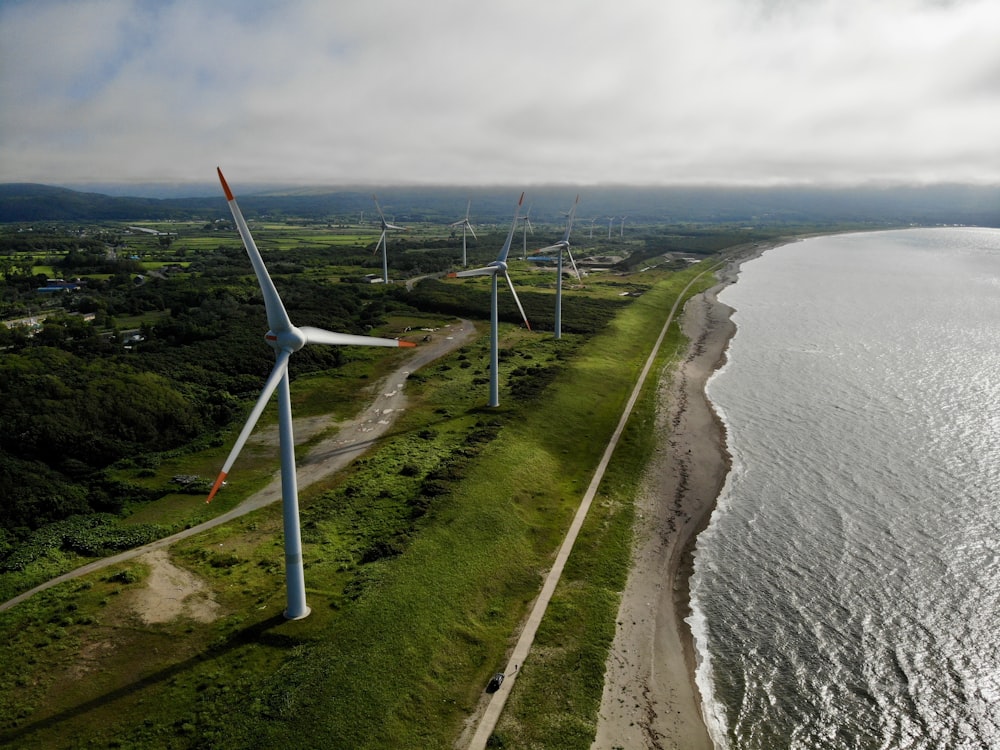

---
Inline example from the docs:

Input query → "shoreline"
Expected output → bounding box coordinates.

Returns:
[591,245,772,749]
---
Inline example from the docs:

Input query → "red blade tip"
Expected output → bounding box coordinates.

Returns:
[216,168,234,201]
[206,472,228,504]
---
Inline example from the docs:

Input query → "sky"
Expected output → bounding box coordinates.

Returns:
[1,0,999,191]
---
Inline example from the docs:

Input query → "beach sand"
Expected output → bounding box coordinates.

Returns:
[592,253,755,749]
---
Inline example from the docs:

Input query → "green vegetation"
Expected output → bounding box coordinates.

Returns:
[0,212,771,748]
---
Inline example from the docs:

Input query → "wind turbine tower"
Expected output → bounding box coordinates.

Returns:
[372,195,406,283]
[607,216,614,239]
[620,216,627,237]
[450,199,477,267]
[533,195,581,340]
[450,193,531,407]
[210,168,415,620]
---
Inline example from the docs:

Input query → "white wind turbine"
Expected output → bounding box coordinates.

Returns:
[620,215,627,237]
[532,195,581,340]
[450,199,477,267]
[518,204,534,260]
[209,168,415,620]
[450,192,531,407]
[589,217,597,239]
[607,216,614,239]
[372,194,406,283]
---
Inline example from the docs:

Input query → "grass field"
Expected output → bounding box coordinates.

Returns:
[0,262,715,749]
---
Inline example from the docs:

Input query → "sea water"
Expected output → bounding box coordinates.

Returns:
[690,228,1000,749]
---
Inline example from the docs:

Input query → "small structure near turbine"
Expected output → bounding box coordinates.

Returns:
[209,168,415,620]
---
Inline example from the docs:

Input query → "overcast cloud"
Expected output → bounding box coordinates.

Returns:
[1,0,999,189]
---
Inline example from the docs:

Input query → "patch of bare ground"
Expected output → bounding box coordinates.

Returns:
[127,549,221,625]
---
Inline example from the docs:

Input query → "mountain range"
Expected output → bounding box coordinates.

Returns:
[2,182,998,227]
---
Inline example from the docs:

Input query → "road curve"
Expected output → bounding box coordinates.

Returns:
[0,320,476,614]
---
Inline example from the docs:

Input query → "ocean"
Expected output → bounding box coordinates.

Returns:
[690,228,1000,749]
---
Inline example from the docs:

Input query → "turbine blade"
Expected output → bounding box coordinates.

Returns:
[372,194,389,229]
[373,229,387,255]
[468,222,477,240]
[533,243,565,254]
[503,270,531,331]
[300,326,415,348]
[566,245,582,281]
[452,265,497,278]
[563,195,579,242]
[496,192,525,263]
[217,168,292,334]
[206,351,291,503]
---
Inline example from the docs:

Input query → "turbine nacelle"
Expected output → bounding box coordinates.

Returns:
[265,326,308,353]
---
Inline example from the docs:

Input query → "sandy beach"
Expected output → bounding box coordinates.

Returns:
[592,251,760,749]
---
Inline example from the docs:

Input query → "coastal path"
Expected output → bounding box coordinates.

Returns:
[464,268,717,749]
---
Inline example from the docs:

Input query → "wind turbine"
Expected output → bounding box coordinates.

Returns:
[532,195,581,340]
[607,216,614,239]
[620,216,627,237]
[209,168,415,620]
[449,192,531,407]
[372,194,406,283]
[518,204,534,260]
[589,217,597,239]
[450,199,477,267]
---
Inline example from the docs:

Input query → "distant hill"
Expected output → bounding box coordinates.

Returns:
[0,183,209,222]
[2,181,998,227]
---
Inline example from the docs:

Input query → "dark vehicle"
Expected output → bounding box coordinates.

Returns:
[485,672,505,693]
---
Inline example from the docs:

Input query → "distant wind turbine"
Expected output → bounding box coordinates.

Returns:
[607,216,614,239]
[589,217,597,239]
[372,195,406,283]
[210,168,415,620]
[620,216,627,237]
[449,192,531,407]
[532,195,581,340]
[518,204,534,260]
[450,199,477,267]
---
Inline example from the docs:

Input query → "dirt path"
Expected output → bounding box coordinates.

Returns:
[0,319,476,615]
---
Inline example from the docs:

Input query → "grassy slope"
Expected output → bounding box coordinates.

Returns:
[0,264,713,750]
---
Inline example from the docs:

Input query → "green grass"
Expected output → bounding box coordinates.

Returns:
[0,263,716,749]
[493,273,707,749]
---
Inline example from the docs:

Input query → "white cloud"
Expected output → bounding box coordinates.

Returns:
[1,0,998,187]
